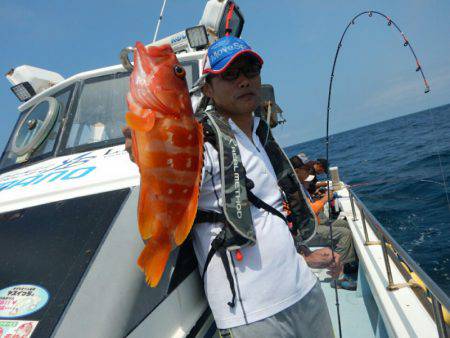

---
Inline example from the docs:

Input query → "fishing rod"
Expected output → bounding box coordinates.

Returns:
[153,0,168,42]
[324,11,431,338]
[346,177,446,189]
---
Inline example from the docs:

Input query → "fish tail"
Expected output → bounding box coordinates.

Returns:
[137,236,171,287]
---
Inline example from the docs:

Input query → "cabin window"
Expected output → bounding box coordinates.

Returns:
[63,60,199,152]
[0,86,74,171]
[65,73,129,149]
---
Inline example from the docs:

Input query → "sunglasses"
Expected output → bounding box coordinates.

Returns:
[219,63,262,81]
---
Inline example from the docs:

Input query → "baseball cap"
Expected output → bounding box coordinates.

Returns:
[289,153,309,169]
[202,36,263,74]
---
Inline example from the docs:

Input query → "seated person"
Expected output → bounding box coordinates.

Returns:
[294,166,358,290]
[289,152,309,169]
[302,158,329,195]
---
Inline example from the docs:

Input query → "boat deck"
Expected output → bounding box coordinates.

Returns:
[313,266,380,338]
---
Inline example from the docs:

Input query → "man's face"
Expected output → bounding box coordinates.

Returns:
[315,164,325,174]
[202,55,262,116]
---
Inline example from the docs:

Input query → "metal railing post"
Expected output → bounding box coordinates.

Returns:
[361,211,381,246]
[349,192,358,221]
[361,210,369,242]
[380,236,396,290]
[431,295,448,338]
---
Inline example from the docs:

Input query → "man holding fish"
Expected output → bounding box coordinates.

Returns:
[123,36,337,337]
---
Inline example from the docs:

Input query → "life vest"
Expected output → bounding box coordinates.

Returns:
[195,109,317,307]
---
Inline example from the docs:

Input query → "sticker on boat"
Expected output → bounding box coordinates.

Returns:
[0,284,49,318]
[0,319,39,337]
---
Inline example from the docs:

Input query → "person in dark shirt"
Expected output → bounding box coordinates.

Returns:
[300,158,329,195]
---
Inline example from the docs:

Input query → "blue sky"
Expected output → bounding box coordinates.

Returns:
[0,0,449,150]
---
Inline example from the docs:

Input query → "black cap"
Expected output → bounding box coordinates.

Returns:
[289,156,304,169]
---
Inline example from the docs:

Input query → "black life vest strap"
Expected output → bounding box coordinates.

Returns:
[194,210,226,224]
[196,211,236,308]
[195,184,289,308]
[246,189,289,224]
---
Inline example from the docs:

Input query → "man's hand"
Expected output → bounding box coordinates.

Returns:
[302,247,342,279]
[121,126,135,163]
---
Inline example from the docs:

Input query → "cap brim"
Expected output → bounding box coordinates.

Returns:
[204,50,264,74]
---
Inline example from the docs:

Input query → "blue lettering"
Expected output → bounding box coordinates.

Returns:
[6,175,43,189]
[61,166,96,180]
[32,171,68,184]
[0,166,96,191]
[52,152,96,171]
[0,180,18,191]
[171,33,186,44]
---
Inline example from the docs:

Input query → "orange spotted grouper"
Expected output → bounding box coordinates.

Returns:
[125,42,203,287]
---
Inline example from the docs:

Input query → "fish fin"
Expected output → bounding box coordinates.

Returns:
[173,123,204,246]
[137,182,162,239]
[125,110,155,132]
[173,193,198,245]
[137,236,171,287]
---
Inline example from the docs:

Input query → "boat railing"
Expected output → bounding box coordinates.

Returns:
[347,188,449,338]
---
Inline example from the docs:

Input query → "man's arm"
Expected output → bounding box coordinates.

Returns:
[121,126,135,162]
[315,181,329,189]
[310,192,333,214]
[298,246,342,278]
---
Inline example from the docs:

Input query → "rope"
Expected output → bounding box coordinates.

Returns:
[324,11,431,338]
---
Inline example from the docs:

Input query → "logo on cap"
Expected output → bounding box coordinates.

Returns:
[203,36,263,74]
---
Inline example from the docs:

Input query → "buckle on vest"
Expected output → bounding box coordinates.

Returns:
[211,230,226,250]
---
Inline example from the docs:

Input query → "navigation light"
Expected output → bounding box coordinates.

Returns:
[186,25,209,50]
[6,65,64,103]
[10,82,36,102]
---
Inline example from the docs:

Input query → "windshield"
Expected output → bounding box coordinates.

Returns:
[62,60,199,152]
[0,86,74,171]
[64,73,129,150]
[0,60,199,170]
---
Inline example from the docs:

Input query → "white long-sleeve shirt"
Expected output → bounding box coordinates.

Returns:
[192,116,317,329]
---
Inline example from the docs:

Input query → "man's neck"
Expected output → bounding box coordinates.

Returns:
[216,107,254,139]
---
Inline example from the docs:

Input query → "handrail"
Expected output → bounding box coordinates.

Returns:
[347,188,449,336]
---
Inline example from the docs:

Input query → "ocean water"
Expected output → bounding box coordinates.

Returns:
[285,103,450,296]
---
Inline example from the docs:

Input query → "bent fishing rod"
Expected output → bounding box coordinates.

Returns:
[324,11,430,338]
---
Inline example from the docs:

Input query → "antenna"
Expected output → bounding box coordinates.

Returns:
[153,0,168,43]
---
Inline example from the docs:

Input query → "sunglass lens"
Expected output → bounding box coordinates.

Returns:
[243,64,261,78]
[221,68,240,81]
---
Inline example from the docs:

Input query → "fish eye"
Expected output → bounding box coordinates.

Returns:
[173,64,186,78]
